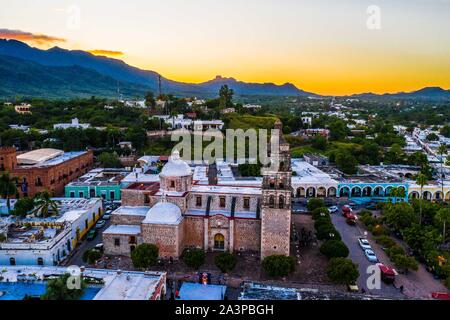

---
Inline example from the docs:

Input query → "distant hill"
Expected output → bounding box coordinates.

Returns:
[351,87,450,101]
[0,39,314,98]
[197,75,315,96]
[0,55,147,99]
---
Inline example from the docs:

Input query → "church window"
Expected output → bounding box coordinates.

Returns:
[269,195,275,208]
[279,195,285,209]
[196,196,202,207]
[219,197,226,208]
[243,198,250,210]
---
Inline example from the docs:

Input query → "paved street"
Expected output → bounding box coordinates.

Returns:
[330,209,405,298]
[64,219,111,267]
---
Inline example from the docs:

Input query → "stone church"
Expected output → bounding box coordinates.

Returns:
[103,120,292,260]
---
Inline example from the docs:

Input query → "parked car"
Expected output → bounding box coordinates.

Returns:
[347,282,359,292]
[95,220,106,229]
[358,238,372,251]
[86,229,97,240]
[349,202,358,209]
[94,243,104,252]
[342,205,352,216]
[377,263,398,284]
[102,213,111,220]
[364,249,379,263]
[328,206,339,213]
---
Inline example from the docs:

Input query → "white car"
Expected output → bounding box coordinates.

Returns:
[364,249,379,263]
[95,220,106,229]
[328,206,339,213]
[358,238,372,251]
[102,213,111,220]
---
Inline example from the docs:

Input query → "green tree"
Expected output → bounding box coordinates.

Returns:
[42,273,86,300]
[82,249,102,265]
[307,198,326,212]
[131,243,159,269]
[426,133,439,141]
[311,136,328,151]
[11,197,35,218]
[214,252,237,273]
[124,126,147,150]
[391,254,418,274]
[145,91,156,110]
[440,125,450,138]
[326,257,359,285]
[415,173,428,225]
[98,152,122,168]
[32,191,60,218]
[435,208,450,243]
[383,202,417,232]
[262,255,296,277]
[182,249,206,270]
[335,152,358,174]
[320,240,349,258]
[0,172,18,214]
[438,145,447,201]
[219,85,234,109]
[328,119,349,141]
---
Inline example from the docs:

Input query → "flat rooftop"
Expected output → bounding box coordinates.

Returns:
[112,206,149,216]
[178,282,226,300]
[103,224,141,236]
[16,150,87,168]
[0,266,165,301]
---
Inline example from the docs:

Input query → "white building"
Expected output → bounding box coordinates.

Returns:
[53,118,90,130]
[0,198,103,266]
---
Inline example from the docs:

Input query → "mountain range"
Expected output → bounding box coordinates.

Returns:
[0,39,449,101]
[0,39,313,98]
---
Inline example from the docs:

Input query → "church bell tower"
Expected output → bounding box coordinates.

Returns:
[260,120,292,259]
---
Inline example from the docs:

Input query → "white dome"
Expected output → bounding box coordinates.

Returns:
[160,150,192,177]
[142,200,182,225]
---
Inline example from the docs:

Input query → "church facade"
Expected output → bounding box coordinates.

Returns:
[103,120,292,260]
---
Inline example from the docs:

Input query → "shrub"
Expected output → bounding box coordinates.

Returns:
[385,245,405,259]
[374,235,396,248]
[82,249,102,265]
[371,224,390,236]
[445,276,450,290]
[320,240,349,258]
[314,216,332,230]
[316,224,341,241]
[327,257,359,285]
[262,255,296,277]
[131,243,159,269]
[0,234,6,243]
[214,252,237,273]
[392,254,418,274]
[312,207,330,220]
[307,199,326,212]
[182,249,206,269]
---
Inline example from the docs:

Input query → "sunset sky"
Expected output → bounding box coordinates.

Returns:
[0,0,449,95]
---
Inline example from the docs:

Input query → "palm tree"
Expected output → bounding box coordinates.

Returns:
[0,172,18,214]
[416,173,428,225]
[438,145,447,202]
[435,208,450,243]
[32,191,60,218]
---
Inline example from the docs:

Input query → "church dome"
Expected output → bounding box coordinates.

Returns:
[142,198,183,225]
[160,150,192,177]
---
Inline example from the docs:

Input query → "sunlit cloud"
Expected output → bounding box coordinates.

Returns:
[87,49,124,57]
[0,28,66,45]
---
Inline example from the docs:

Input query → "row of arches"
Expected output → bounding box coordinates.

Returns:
[409,191,450,201]
[338,185,407,198]
[295,187,337,198]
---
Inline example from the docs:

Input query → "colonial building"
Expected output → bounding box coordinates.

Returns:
[103,121,292,260]
[0,147,93,197]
